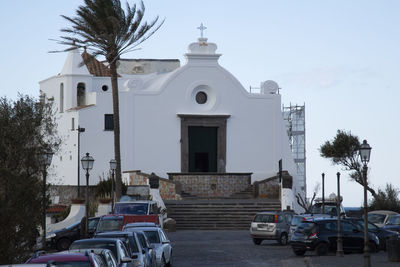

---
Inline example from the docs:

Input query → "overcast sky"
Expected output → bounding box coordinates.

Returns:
[1,0,399,207]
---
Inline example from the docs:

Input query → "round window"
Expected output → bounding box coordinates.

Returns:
[102,85,108,92]
[195,91,207,104]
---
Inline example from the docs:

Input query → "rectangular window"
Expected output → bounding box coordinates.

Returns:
[71,118,75,130]
[105,114,114,131]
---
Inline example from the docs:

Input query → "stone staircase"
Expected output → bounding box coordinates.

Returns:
[165,199,281,230]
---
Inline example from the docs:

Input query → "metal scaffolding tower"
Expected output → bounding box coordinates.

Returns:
[282,104,306,197]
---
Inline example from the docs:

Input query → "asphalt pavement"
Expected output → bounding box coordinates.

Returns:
[167,230,400,267]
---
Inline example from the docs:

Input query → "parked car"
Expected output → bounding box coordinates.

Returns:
[124,226,172,267]
[250,210,294,245]
[96,215,161,234]
[310,197,346,216]
[95,231,152,267]
[382,214,400,233]
[289,218,379,256]
[113,201,164,227]
[345,217,398,251]
[69,248,118,267]
[368,210,399,227]
[26,251,104,267]
[69,238,133,267]
[45,217,100,251]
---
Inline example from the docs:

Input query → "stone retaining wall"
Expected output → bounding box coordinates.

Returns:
[168,173,252,198]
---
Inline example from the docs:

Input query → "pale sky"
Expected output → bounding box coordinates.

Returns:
[1,0,399,207]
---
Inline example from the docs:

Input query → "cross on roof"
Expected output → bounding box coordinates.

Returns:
[197,23,207,38]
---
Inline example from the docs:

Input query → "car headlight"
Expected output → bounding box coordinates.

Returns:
[46,233,56,240]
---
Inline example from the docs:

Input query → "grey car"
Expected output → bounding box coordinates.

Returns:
[124,227,172,267]
[250,210,294,245]
[95,231,152,267]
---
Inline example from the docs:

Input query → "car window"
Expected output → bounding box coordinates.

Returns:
[89,218,99,231]
[118,241,129,259]
[70,241,118,259]
[341,221,357,232]
[160,229,168,242]
[387,216,400,225]
[97,218,123,232]
[291,216,304,226]
[144,231,160,243]
[136,232,148,248]
[368,214,386,224]
[114,203,148,215]
[253,214,276,223]
[324,221,337,232]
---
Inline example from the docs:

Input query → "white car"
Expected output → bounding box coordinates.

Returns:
[124,227,172,267]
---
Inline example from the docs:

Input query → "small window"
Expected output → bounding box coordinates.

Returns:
[71,118,75,130]
[195,91,207,104]
[102,85,108,92]
[105,114,114,131]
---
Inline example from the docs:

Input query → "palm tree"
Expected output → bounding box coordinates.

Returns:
[58,0,163,200]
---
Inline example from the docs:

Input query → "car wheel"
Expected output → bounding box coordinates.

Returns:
[293,249,306,256]
[56,238,71,251]
[253,238,262,245]
[315,242,329,256]
[278,233,288,245]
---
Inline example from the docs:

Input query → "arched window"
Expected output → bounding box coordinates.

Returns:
[77,82,86,106]
[60,83,64,113]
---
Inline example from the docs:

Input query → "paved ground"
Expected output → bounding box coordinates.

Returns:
[167,230,400,267]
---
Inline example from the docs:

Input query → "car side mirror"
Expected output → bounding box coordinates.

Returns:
[121,257,132,263]
[142,249,146,254]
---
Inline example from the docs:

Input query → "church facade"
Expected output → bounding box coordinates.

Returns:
[40,35,303,210]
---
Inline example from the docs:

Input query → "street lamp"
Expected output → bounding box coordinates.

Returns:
[359,139,372,267]
[40,149,53,249]
[81,152,94,237]
[322,173,325,214]
[109,159,117,213]
[336,172,344,256]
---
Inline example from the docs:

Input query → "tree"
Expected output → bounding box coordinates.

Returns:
[0,95,60,263]
[369,183,400,212]
[57,0,164,200]
[295,183,320,213]
[320,130,377,198]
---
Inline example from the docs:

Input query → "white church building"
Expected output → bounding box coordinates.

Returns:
[40,34,304,210]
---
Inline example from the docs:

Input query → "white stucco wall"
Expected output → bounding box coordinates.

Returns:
[40,39,302,206]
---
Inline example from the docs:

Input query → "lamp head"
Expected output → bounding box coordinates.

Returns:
[81,152,94,171]
[359,139,372,165]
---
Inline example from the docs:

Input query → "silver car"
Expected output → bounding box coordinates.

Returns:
[125,227,172,267]
[250,210,294,245]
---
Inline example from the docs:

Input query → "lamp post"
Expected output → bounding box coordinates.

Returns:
[76,126,85,197]
[81,152,94,238]
[322,173,325,214]
[336,172,344,256]
[109,159,117,213]
[359,140,372,267]
[40,149,53,249]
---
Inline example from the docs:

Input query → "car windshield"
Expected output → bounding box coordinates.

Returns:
[143,231,160,244]
[386,216,400,225]
[100,235,139,253]
[70,241,118,259]
[65,221,80,230]
[368,214,386,224]
[97,218,123,232]
[114,203,148,215]
[311,204,338,215]
[291,216,304,226]
[253,214,277,223]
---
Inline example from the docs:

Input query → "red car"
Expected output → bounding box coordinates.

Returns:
[26,251,104,267]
